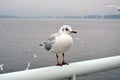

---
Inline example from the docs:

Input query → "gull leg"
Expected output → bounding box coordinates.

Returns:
[56,54,61,66]
[62,53,68,65]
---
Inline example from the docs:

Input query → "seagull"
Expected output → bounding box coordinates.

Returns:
[40,25,77,66]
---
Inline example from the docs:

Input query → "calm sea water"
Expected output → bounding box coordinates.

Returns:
[0,18,120,80]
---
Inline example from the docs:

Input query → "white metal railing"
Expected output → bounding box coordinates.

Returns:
[0,55,120,80]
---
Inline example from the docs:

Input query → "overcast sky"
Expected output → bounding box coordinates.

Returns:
[0,0,120,17]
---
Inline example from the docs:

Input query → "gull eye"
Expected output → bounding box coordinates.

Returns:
[65,28,69,31]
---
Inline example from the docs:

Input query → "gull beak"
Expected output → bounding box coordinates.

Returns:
[70,31,77,34]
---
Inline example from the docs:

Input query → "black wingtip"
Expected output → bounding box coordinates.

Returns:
[39,44,43,46]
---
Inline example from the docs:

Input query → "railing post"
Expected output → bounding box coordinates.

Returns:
[70,74,76,80]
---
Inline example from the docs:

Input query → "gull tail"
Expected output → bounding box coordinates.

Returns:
[39,41,46,48]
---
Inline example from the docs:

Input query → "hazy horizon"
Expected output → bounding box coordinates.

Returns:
[0,0,120,17]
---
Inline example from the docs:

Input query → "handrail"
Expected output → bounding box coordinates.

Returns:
[0,55,120,80]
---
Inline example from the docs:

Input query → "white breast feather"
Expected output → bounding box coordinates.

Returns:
[50,34,73,53]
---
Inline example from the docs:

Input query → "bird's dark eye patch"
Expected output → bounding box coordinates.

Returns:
[65,28,69,31]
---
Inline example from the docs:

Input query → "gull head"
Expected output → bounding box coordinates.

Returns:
[59,25,77,34]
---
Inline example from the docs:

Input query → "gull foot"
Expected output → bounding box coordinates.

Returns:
[56,63,62,66]
[61,61,68,65]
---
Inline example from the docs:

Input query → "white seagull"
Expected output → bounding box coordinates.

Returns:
[40,25,77,66]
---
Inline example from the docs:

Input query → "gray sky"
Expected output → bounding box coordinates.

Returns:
[0,0,120,17]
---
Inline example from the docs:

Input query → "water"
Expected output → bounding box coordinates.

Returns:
[0,18,120,80]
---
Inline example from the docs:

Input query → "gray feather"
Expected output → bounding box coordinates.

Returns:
[40,32,59,51]
[43,33,59,51]
[44,42,52,50]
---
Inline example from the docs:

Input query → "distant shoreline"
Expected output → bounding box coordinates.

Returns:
[0,14,120,19]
